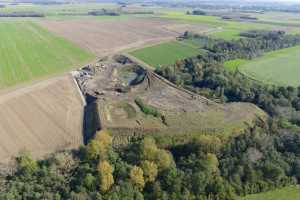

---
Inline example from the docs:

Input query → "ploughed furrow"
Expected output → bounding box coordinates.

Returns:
[0,75,84,163]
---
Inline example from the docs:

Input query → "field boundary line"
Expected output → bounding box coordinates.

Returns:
[122,52,156,71]
[122,37,176,54]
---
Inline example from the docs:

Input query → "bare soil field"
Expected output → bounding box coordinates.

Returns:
[0,75,85,163]
[38,18,213,56]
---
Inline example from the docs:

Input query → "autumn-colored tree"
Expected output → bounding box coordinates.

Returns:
[155,150,173,170]
[130,166,145,190]
[86,130,113,161]
[139,137,174,171]
[205,153,219,173]
[94,130,113,146]
[86,140,107,160]
[97,160,114,193]
[140,160,158,183]
[140,137,158,161]
[195,135,222,153]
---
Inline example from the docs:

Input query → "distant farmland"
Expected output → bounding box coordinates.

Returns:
[130,40,203,67]
[160,11,300,39]
[38,17,208,56]
[0,2,118,18]
[234,46,300,87]
[160,11,271,39]
[0,21,94,89]
[239,186,300,200]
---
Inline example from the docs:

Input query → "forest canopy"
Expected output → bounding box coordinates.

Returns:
[1,122,300,200]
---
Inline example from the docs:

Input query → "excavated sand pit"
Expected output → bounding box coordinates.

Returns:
[76,55,266,145]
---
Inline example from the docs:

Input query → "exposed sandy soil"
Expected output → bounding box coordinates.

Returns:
[0,75,85,164]
[38,17,213,56]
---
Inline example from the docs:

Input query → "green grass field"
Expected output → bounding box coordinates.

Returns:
[239,186,300,200]
[130,40,203,67]
[0,2,151,20]
[224,59,248,72]
[0,21,94,89]
[238,46,300,86]
[0,2,117,17]
[252,11,300,26]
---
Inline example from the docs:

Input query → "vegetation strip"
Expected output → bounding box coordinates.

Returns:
[135,97,162,118]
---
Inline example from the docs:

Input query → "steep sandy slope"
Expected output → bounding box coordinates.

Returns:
[0,75,85,163]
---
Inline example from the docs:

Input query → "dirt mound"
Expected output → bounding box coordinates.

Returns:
[0,75,85,163]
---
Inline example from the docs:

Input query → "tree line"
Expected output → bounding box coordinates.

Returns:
[0,12,45,17]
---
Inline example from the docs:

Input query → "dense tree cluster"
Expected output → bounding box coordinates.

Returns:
[156,31,300,125]
[210,30,300,60]
[88,9,120,16]
[1,120,299,199]
[0,12,45,17]
[186,10,206,15]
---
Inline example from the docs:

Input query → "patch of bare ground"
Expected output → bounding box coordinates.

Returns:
[76,55,266,145]
[37,17,213,56]
[0,75,84,164]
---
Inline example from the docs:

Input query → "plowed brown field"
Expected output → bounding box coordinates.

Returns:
[38,18,212,56]
[0,75,84,163]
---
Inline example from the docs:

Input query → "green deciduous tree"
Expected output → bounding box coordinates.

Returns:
[140,160,158,183]
[16,152,38,175]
